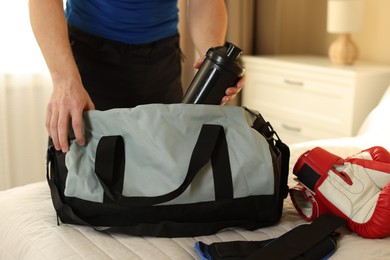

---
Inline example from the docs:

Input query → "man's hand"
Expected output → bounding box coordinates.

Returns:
[46,79,95,153]
[221,74,245,105]
[193,57,245,105]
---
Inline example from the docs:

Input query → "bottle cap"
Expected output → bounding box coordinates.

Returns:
[206,42,245,77]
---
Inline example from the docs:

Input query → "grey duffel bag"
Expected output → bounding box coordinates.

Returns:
[47,104,290,237]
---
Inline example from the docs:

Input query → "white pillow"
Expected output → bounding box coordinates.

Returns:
[358,85,390,136]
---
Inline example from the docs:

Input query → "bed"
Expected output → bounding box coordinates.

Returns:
[1,86,390,259]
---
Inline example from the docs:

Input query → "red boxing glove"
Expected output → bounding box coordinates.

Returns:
[289,146,390,221]
[292,146,390,238]
[290,146,390,221]
[350,146,390,163]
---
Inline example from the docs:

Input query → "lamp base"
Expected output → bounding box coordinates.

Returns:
[328,34,359,65]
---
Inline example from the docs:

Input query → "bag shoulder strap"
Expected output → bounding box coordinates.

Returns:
[196,214,346,260]
[247,214,345,259]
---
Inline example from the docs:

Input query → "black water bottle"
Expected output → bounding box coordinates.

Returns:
[182,42,245,104]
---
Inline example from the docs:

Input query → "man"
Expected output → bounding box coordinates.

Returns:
[29,0,244,153]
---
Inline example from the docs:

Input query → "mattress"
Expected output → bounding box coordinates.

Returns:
[1,138,390,259]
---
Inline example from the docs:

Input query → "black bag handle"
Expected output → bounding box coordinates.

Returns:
[94,124,233,207]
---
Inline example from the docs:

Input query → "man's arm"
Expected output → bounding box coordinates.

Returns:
[29,0,94,153]
[187,0,244,104]
[187,0,227,56]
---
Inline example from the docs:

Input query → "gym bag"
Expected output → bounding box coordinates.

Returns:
[46,104,290,237]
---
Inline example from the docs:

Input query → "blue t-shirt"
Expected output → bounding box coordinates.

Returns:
[65,0,179,44]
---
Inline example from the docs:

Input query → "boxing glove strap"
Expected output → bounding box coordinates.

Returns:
[295,163,320,192]
[294,147,342,191]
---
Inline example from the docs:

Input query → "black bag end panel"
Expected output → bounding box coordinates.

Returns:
[275,140,291,216]
[266,140,290,224]
[250,111,291,220]
[47,144,69,200]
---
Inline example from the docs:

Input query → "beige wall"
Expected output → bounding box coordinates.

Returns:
[257,0,390,64]
[354,0,390,63]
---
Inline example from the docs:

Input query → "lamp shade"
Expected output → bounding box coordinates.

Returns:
[327,0,364,33]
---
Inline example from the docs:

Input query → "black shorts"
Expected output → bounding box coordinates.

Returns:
[68,25,183,110]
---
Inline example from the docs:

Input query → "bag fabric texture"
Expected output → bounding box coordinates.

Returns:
[47,104,290,237]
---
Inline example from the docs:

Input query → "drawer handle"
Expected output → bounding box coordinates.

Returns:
[282,123,302,132]
[284,79,304,86]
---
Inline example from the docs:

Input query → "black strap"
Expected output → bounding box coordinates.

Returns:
[95,135,126,198]
[296,163,322,191]
[245,107,276,145]
[247,214,345,259]
[200,214,345,260]
[210,125,233,200]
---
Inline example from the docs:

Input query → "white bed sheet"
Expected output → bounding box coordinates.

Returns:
[1,136,390,260]
[0,182,304,260]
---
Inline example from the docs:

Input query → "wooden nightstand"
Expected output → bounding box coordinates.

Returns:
[242,55,390,145]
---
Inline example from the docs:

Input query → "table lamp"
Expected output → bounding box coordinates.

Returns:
[327,0,364,65]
